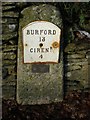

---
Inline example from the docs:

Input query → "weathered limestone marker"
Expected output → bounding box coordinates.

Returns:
[17,4,63,105]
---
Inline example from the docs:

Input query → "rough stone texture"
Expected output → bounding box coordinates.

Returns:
[2,2,90,101]
[2,45,17,52]
[2,11,19,18]
[2,32,18,41]
[2,3,18,99]
[65,43,90,92]
[2,85,16,99]
[2,5,16,11]
[17,4,63,105]
[2,18,18,24]
[2,2,15,6]
[3,52,16,60]
[0,49,2,87]
[2,24,18,34]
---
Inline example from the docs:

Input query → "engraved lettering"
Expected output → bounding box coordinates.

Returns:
[53,30,56,35]
[44,30,47,35]
[41,48,44,52]
[26,29,56,35]
[23,21,61,63]
[37,48,40,53]
[45,48,49,52]
[35,30,39,35]
[27,30,30,35]
[40,30,43,35]
[29,47,52,53]
[31,30,34,35]
[30,48,33,52]
[48,30,51,35]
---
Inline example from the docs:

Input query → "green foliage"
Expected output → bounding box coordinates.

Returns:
[58,2,90,43]
[79,11,85,26]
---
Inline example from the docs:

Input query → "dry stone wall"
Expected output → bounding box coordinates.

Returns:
[2,2,19,99]
[64,42,90,93]
[2,2,90,100]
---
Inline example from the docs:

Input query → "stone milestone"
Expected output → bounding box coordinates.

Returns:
[17,4,63,105]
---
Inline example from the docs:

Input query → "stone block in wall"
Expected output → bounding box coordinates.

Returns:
[2,24,18,34]
[8,39,18,45]
[66,58,88,63]
[2,60,16,66]
[2,32,17,41]
[64,42,90,92]
[2,67,8,79]
[66,65,82,71]
[76,43,90,51]
[7,66,16,75]
[2,11,19,18]
[2,65,16,99]
[2,2,19,100]
[2,2,15,6]
[67,65,88,81]
[2,85,16,99]
[2,52,16,60]
[2,74,16,83]
[67,54,85,59]
[2,65,16,78]
[65,61,88,72]
[2,45,17,52]
[2,5,16,11]
[65,43,90,53]
[64,43,76,53]
[2,18,18,24]
[0,49,2,86]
